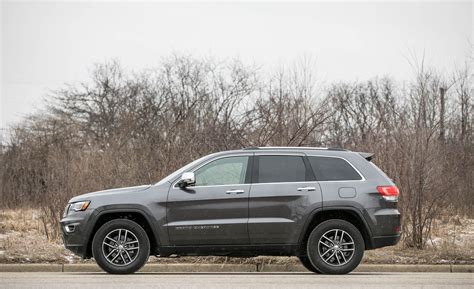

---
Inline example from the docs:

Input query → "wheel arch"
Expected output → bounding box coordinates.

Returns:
[299,207,374,251]
[85,207,159,258]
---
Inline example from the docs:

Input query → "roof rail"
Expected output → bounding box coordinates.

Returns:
[242,146,347,151]
[242,146,260,150]
[327,147,347,151]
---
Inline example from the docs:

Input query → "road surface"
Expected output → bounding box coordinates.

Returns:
[0,272,472,289]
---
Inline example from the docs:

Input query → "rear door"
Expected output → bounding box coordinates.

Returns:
[248,153,323,244]
[308,155,365,205]
[166,154,252,245]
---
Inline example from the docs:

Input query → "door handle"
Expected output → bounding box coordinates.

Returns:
[297,187,316,191]
[226,189,245,194]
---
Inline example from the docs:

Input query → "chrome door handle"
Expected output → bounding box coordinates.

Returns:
[226,189,245,194]
[297,187,316,191]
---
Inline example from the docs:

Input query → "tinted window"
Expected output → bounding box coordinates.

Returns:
[194,156,248,186]
[257,155,306,183]
[308,156,362,181]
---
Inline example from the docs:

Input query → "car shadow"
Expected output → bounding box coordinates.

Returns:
[67,272,391,276]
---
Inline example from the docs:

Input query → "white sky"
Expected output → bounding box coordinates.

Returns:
[1,0,473,127]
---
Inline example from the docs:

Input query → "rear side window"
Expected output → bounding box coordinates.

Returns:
[257,155,306,183]
[308,156,362,181]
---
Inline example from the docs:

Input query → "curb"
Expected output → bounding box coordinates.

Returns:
[0,264,63,272]
[0,263,472,273]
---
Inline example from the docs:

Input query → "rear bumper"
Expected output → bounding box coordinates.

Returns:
[371,234,401,249]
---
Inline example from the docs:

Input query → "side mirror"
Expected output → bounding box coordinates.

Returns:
[177,172,195,188]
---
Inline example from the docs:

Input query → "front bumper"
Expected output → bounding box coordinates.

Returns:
[60,213,94,258]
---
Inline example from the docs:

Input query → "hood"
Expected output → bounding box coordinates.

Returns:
[69,184,151,203]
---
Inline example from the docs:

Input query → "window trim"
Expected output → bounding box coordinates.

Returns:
[307,155,366,182]
[172,154,253,189]
[171,153,365,188]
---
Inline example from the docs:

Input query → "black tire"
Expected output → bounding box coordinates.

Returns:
[306,219,364,274]
[92,219,150,274]
[298,255,321,273]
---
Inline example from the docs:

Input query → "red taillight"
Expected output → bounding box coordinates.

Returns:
[393,226,401,233]
[377,186,400,202]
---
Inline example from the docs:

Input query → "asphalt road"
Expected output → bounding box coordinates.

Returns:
[0,272,472,289]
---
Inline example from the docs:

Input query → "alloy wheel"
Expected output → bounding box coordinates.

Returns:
[102,228,140,267]
[317,229,355,266]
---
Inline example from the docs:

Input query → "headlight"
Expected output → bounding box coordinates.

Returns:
[63,204,70,218]
[69,201,91,213]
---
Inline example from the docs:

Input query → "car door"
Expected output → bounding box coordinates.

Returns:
[248,153,323,244]
[166,154,252,246]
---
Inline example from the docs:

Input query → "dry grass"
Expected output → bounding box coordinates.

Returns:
[364,215,474,265]
[0,209,472,265]
[0,209,79,263]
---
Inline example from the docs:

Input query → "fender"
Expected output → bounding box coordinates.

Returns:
[297,205,375,248]
[86,204,162,253]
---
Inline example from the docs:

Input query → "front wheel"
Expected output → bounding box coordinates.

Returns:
[92,219,150,274]
[306,219,364,274]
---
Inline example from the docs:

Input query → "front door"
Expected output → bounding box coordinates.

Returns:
[166,155,252,245]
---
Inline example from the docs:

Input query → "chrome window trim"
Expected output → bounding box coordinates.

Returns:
[251,181,319,186]
[172,153,366,189]
[173,183,252,189]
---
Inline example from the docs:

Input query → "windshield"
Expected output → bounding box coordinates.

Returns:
[155,153,217,186]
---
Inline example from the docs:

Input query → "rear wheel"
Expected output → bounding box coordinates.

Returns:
[92,219,150,274]
[306,219,364,274]
[298,255,321,273]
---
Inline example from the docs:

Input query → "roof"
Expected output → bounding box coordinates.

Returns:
[242,146,347,151]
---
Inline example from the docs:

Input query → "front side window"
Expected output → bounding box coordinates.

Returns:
[194,156,249,186]
[308,156,362,181]
[257,155,306,183]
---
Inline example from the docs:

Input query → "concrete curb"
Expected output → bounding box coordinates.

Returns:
[0,264,63,272]
[0,263,472,273]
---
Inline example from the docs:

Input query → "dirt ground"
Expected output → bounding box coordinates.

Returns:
[0,209,472,265]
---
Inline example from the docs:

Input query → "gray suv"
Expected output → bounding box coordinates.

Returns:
[60,147,401,274]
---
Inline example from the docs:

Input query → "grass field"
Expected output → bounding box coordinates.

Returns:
[0,209,472,265]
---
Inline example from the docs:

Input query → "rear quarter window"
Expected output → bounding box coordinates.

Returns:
[308,156,362,181]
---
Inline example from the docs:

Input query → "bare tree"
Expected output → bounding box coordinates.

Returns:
[1,54,472,244]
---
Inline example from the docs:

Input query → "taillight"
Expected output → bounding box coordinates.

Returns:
[377,186,400,202]
[393,226,401,233]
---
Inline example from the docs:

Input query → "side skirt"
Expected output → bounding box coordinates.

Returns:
[157,244,300,257]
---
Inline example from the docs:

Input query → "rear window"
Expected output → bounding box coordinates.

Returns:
[257,155,306,183]
[308,156,362,181]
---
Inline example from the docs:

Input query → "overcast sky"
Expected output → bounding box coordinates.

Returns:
[1,1,472,128]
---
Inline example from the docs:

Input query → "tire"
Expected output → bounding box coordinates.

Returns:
[306,219,364,274]
[92,219,150,274]
[298,255,321,273]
